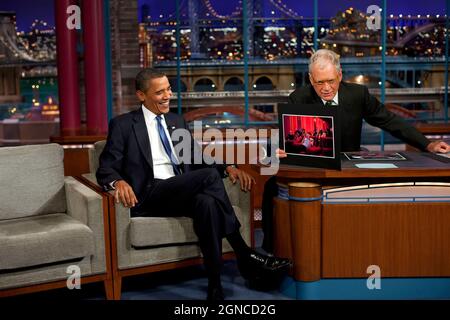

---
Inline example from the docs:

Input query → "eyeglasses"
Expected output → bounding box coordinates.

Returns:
[311,77,339,87]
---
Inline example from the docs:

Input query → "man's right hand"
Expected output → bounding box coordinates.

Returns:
[276,148,287,158]
[114,180,138,208]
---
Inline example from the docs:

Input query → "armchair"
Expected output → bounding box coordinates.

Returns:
[81,140,251,300]
[0,144,113,299]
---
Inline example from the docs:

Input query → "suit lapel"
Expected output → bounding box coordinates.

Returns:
[309,86,323,105]
[338,83,354,124]
[164,113,183,150]
[132,108,153,168]
[164,113,177,139]
[337,82,349,110]
[164,113,189,171]
[337,83,351,142]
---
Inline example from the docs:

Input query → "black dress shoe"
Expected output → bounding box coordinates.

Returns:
[237,250,292,288]
[207,284,224,301]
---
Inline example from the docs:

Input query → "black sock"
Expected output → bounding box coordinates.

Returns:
[208,272,222,289]
[226,231,251,257]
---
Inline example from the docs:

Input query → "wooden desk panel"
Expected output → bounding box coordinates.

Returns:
[273,197,292,261]
[322,202,450,278]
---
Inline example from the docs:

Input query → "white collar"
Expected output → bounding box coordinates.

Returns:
[321,92,339,106]
[141,105,164,122]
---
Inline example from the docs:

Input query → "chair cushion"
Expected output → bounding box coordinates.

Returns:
[0,213,95,270]
[130,217,198,247]
[0,144,66,220]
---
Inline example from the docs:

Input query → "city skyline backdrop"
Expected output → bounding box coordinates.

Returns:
[0,0,448,146]
[0,0,448,31]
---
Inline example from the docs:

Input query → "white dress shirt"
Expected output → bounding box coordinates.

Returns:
[320,92,339,106]
[142,105,179,180]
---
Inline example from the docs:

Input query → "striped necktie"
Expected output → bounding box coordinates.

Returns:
[155,116,181,175]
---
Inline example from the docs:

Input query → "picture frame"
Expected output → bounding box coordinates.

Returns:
[278,103,341,170]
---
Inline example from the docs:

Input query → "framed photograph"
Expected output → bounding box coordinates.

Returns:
[278,104,341,170]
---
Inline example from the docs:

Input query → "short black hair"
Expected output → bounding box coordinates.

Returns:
[135,68,167,92]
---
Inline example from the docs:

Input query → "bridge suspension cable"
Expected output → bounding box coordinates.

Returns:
[202,0,242,19]
[202,0,299,19]
[268,0,300,18]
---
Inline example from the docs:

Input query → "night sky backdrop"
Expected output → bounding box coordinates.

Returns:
[0,0,447,31]
[0,0,54,31]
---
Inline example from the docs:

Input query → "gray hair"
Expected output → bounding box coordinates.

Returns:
[135,68,167,92]
[308,49,341,74]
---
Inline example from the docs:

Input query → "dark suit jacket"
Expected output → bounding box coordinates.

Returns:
[96,108,226,209]
[288,82,430,152]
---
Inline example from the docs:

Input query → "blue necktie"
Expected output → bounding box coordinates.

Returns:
[155,116,181,175]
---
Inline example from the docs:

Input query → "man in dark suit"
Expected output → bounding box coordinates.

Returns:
[261,49,450,253]
[96,68,290,301]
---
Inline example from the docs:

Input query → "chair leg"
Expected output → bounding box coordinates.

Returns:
[113,275,122,300]
[104,279,114,300]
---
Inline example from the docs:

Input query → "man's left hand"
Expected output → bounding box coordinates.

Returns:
[426,140,450,153]
[226,166,256,192]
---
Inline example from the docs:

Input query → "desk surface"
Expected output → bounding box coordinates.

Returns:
[274,152,450,180]
[415,122,450,135]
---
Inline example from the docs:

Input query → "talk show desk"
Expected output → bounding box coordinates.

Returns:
[266,152,450,299]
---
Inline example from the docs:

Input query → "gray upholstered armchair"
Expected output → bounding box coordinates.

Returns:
[0,144,113,299]
[81,140,251,300]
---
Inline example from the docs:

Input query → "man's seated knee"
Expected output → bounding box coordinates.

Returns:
[200,167,222,184]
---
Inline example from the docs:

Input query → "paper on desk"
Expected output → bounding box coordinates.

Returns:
[436,152,450,159]
[355,163,398,169]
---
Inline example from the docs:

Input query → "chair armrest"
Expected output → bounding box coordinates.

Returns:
[65,176,102,226]
[80,173,132,259]
[81,173,100,189]
[222,178,250,213]
[222,178,251,246]
[64,176,106,273]
[80,172,132,234]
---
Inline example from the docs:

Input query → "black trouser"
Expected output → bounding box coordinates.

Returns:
[134,168,241,277]
[261,176,278,254]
